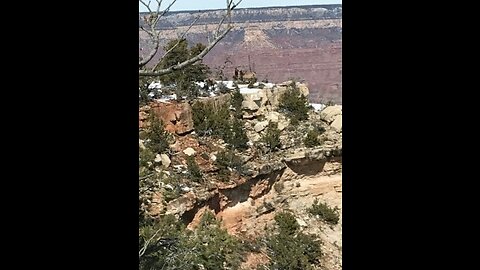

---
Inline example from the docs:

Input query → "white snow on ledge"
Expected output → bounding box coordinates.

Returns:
[240,88,261,94]
[310,103,326,111]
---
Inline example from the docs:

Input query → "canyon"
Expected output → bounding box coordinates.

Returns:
[140,82,342,269]
[139,4,342,104]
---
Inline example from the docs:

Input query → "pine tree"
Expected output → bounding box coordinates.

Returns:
[157,39,210,100]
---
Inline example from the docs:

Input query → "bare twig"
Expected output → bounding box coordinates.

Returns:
[140,25,232,76]
[139,0,178,68]
[139,0,242,76]
[139,0,153,13]
[163,16,199,59]
[139,174,154,181]
[139,226,163,257]
[152,16,200,70]
[215,0,241,37]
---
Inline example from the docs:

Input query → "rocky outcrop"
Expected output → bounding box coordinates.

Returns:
[160,154,171,168]
[140,102,194,135]
[183,147,196,156]
[241,82,310,119]
[330,115,342,132]
[254,121,269,132]
[319,105,342,123]
[319,105,342,133]
[142,81,342,270]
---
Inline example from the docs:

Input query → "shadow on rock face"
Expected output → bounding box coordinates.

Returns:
[285,159,327,175]
[221,168,286,209]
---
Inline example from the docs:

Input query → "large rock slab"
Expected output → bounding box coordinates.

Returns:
[141,102,194,135]
[320,105,342,123]
[330,115,342,132]
[254,121,269,132]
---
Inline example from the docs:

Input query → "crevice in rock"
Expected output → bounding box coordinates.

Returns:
[220,168,286,209]
[180,193,221,225]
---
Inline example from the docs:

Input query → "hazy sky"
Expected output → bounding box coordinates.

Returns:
[139,0,342,12]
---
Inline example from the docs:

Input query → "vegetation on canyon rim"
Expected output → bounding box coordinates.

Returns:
[307,199,340,225]
[138,72,331,269]
[138,1,338,269]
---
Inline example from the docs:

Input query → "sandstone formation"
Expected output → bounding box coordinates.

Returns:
[139,101,194,135]
[140,81,342,269]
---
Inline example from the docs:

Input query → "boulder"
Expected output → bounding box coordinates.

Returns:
[139,139,146,150]
[146,102,194,135]
[277,119,289,131]
[254,121,269,132]
[296,218,308,227]
[183,147,196,156]
[160,154,171,168]
[242,99,260,111]
[330,115,342,132]
[297,83,310,97]
[265,111,280,122]
[320,105,342,123]
[247,132,262,143]
[242,113,256,119]
[267,86,286,108]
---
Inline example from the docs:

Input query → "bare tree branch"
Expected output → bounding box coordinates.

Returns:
[139,174,154,181]
[216,0,241,36]
[139,225,163,257]
[139,0,242,76]
[139,0,178,68]
[156,0,176,24]
[140,25,232,76]
[152,16,200,71]
[232,0,243,10]
[139,0,153,13]
[139,39,160,67]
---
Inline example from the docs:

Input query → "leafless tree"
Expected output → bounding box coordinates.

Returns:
[139,0,243,77]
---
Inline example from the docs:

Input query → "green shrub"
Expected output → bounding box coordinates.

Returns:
[273,182,284,193]
[304,129,322,148]
[278,81,310,125]
[139,147,156,171]
[157,39,210,100]
[307,199,340,225]
[186,156,202,182]
[314,125,326,134]
[192,101,231,139]
[191,101,212,136]
[261,122,281,151]
[215,148,244,181]
[144,110,172,154]
[217,82,230,94]
[274,211,299,236]
[193,100,249,150]
[139,77,153,106]
[267,212,322,270]
[225,117,249,150]
[139,214,187,270]
[162,174,181,203]
[140,211,244,270]
[200,152,210,160]
[184,211,243,269]
[231,88,244,118]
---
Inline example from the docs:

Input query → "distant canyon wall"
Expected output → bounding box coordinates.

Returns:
[139,5,342,104]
